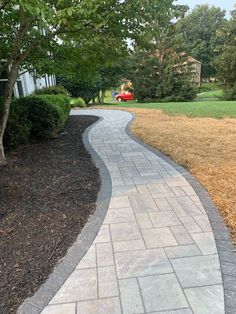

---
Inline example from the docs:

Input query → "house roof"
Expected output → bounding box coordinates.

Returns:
[187,56,201,64]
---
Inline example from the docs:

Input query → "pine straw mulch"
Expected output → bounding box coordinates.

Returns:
[126,108,236,242]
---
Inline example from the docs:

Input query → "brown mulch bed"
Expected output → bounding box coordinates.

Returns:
[0,115,100,314]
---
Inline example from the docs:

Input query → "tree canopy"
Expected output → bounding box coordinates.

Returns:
[0,0,142,163]
[177,4,227,79]
[215,9,236,99]
[127,1,196,102]
[215,9,236,86]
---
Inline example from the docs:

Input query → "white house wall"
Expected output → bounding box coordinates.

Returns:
[18,71,56,97]
[21,71,35,95]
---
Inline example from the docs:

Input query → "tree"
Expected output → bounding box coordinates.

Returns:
[57,77,100,104]
[0,0,185,163]
[215,8,236,99]
[0,0,138,164]
[177,5,227,79]
[127,1,196,102]
[98,64,126,103]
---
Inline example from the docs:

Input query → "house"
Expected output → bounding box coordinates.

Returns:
[0,66,56,98]
[185,56,202,87]
[120,79,133,93]
[154,50,202,86]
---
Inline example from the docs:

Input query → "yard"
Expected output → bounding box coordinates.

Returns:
[98,98,236,241]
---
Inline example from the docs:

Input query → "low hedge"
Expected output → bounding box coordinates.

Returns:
[37,94,71,131]
[34,85,69,96]
[2,94,70,150]
[70,97,86,108]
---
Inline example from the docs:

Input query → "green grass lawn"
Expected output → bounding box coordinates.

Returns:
[98,84,236,119]
[196,89,223,101]
[99,100,236,119]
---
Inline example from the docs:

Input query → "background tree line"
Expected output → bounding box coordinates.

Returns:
[59,3,236,103]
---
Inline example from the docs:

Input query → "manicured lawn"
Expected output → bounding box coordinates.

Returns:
[101,100,236,119]
[196,89,223,101]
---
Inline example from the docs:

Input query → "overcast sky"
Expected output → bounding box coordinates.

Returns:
[176,0,235,17]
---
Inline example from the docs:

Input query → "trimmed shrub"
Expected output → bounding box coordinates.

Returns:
[34,85,69,96]
[1,94,70,151]
[1,98,31,150]
[70,98,86,108]
[38,94,70,131]
[13,96,61,139]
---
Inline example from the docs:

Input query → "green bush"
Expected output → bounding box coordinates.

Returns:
[13,96,60,139]
[140,78,197,103]
[70,98,86,108]
[223,83,236,100]
[57,77,99,104]
[174,81,197,102]
[199,82,220,92]
[34,85,69,96]
[1,94,70,151]
[1,98,31,150]
[38,94,70,131]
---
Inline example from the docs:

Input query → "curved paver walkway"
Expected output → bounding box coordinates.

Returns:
[29,110,228,313]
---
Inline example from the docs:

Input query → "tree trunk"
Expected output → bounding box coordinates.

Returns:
[101,89,106,103]
[97,91,102,103]
[0,62,20,165]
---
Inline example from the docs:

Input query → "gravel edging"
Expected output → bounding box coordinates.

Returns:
[126,113,236,314]
[17,116,112,314]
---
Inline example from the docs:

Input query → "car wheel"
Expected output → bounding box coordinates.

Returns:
[117,97,122,102]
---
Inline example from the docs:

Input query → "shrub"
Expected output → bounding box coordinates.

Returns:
[70,98,86,108]
[1,98,31,150]
[1,94,70,151]
[174,81,197,102]
[38,94,70,130]
[57,77,100,104]
[12,96,60,139]
[34,85,69,96]
[29,95,70,138]
[199,82,220,92]
[223,83,236,100]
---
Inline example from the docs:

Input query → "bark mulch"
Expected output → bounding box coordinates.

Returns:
[0,115,100,314]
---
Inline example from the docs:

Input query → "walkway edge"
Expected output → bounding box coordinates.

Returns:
[126,113,236,314]
[17,116,112,314]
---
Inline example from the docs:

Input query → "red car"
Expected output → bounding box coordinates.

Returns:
[115,92,135,102]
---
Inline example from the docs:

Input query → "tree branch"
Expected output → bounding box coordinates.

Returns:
[0,0,11,12]
[7,8,36,65]
[18,21,94,63]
